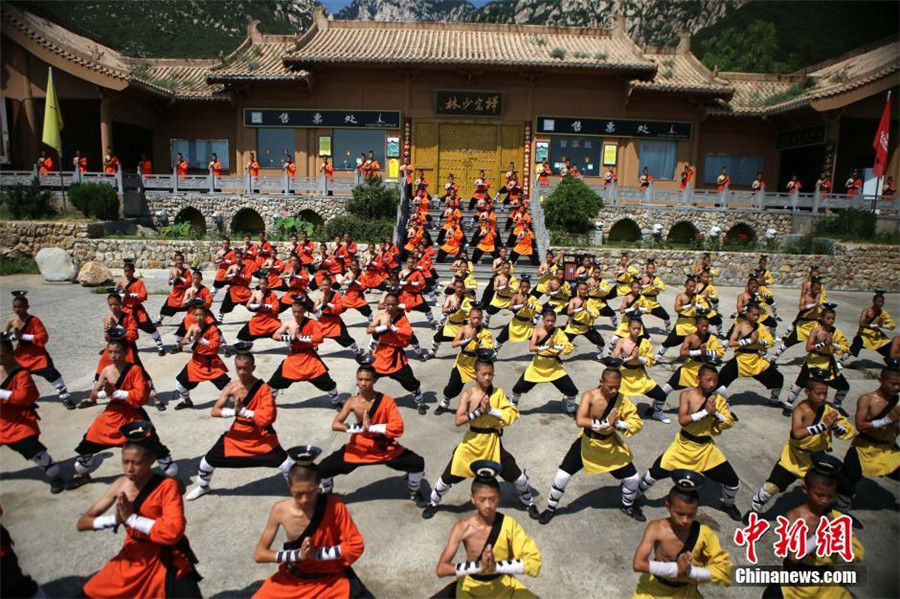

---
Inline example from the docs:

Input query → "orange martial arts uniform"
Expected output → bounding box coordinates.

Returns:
[254,495,365,599]
[238,290,282,341]
[82,475,201,598]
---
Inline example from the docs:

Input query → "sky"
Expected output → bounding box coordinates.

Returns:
[320,0,492,12]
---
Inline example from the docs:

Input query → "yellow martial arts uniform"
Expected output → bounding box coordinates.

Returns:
[615,265,640,296]
[640,276,667,310]
[534,265,557,296]
[450,387,518,478]
[441,297,474,339]
[695,283,719,319]
[777,405,854,478]
[804,327,849,382]
[454,327,495,383]
[615,295,651,338]
[660,394,733,472]
[455,513,542,599]
[564,301,599,336]
[779,510,864,599]
[489,276,519,311]
[620,339,659,396]
[732,324,776,378]
[674,334,724,388]
[587,279,613,309]
[633,522,732,598]
[673,302,700,337]
[523,328,573,383]
[855,308,895,352]
[790,304,822,343]
[547,282,572,314]
[580,393,642,474]
[849,397,899,477]
[503,297,542,344]
[758,268,775,286]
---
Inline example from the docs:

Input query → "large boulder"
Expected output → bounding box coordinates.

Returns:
[35,247,77,282]
[77,261,112,287]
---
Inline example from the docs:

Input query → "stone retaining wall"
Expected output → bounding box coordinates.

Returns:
[144,193,350,233]
[0,221,104,255]
[597,206,793,243]
[549,245,900,291]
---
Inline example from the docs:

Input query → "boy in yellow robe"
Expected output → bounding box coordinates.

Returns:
[773,277,825,360]
[747,374,855,519]
[612,318,669,420]
[637,365,742,521]
[424,359,538,520]
[639,258,671,332]
[510,307,578,415]
[784,306,850,415]
[716,302,786,410]
[435,305,495,415]
[695,268,723,338]
[849,290,895,361]
[661,313,725,397]
[656,276,701,362]
[632,471,733,598]
[840,365,899,513]
[611,252,641,299]
[563,281,606,360]
[606,280,651,356]
[433,460,542,598]
[538,367,646,524]
[428,277,473,358]
[762,454,865,599]
[495,276,542,354]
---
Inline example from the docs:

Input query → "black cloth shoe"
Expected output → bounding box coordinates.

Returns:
[719,502,742,522]
[422,504,438,519]
[76,399,97,409]
[65,474,92,490]
[538,509,555,525]
[621,505,646,522]
[433,405,451,415]
[62,398,77,410]
[417,403,428,415]
[174,399,194,411]
[409,489,428,508]
[527,504,540,520]
[50,477,65,494]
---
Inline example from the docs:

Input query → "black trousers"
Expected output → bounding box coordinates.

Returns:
[765,462,852,496]
[510,251,539,266]
[3,434,47,460]
[439,443,522,485]
[717,358,783,390]
[175,367,230,391]
[205,436,288,469]
[558,437,637,479]
[512,373,578,397]
[565,327,605,348]
[793,363,849,392]
[647,454,739,487]
[375,364,421,393]
[842,445,900,490]
[319,447,425,479]
[267,365,336,392]
[28,358,63,384]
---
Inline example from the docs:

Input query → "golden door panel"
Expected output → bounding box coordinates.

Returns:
[412,121,438,183]
[439,123,498,195]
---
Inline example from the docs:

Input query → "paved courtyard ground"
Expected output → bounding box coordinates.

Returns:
[1,271,897,598]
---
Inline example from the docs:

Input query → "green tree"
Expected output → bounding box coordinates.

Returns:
[346,176,400,221]
[698,20,791,73]
[543,176,603,234]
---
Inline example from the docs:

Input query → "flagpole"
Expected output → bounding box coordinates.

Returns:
[57,147,67,213]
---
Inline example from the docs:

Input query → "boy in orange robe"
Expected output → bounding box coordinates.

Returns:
[318,362,427,503]
[367,292,426,414]
[0,335,65,493]
[77,421,202,598]
[314,275,363,355]
[253,447,369,599]
[155,252,192,327]
[3,290,71,406]
[172,304,231,411]
[217,248,258,323]
[67,339,177,489]
[236,271,282,341]
[116,260,167,356]
[268,297,342,407]
[185,343,293,500]
[399,256,436,329]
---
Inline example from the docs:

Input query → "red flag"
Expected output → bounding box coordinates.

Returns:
[872,91,891,177]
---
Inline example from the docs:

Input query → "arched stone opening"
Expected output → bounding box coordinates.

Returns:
[174,207,206,234]
[231,208,265,234]
[608,218,641,242]
[725,223,757,246]
[667,220,699,246]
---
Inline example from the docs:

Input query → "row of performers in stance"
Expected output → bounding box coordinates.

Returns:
[2,339,890,599]
[1,249,897,597]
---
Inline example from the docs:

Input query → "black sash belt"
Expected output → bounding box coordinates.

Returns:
[680,430,713,444]
[469,426,501,436]
[585,428,613,440]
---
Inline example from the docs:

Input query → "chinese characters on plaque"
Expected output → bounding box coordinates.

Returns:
[436,90,504,116]
[536,116,691,140]
[244,109,401,129]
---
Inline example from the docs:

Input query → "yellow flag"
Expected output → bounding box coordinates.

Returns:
[41,67,63,154]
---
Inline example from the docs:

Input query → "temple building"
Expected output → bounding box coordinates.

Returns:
[2,5,897,195]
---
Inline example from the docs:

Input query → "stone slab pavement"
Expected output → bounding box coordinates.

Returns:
[0,271,897,598]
